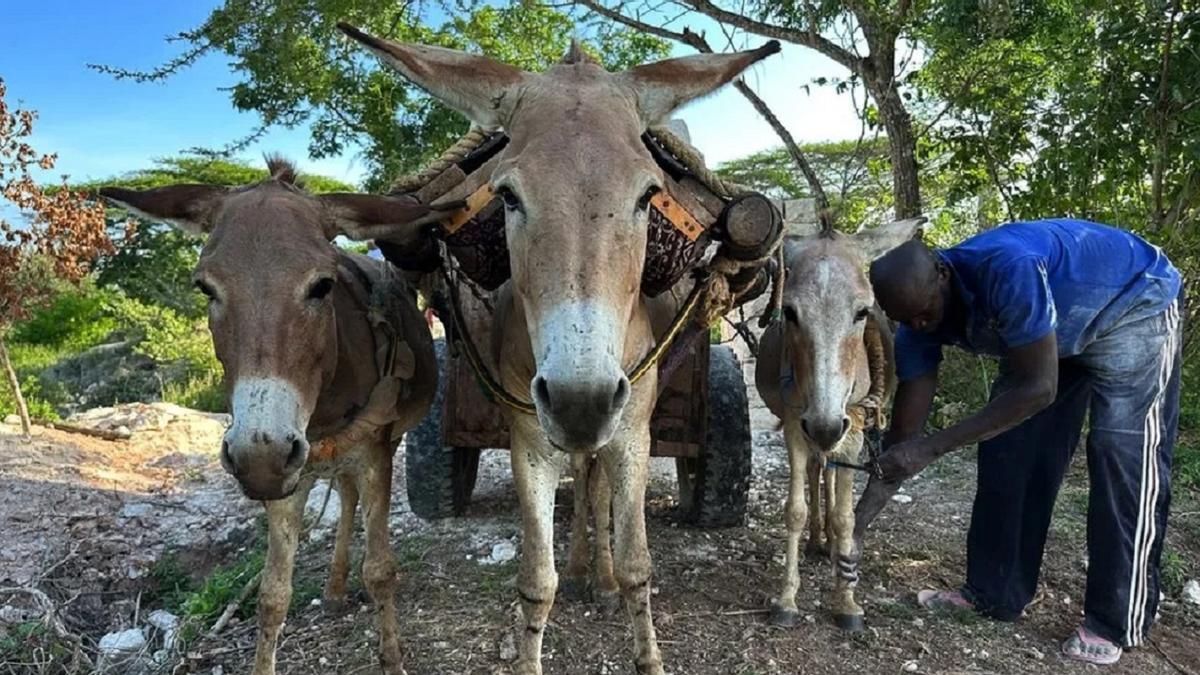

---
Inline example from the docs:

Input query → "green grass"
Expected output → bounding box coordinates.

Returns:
[162,370,227,413]
[1161,547,1190,598]
[875,599,919,621]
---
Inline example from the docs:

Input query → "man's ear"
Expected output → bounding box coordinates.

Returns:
[99,185,227,235]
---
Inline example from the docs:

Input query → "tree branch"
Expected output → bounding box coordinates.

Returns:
[576,1,832,218]
[674,0,861,72]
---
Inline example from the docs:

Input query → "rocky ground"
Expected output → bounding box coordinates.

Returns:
[1,344,1198,674]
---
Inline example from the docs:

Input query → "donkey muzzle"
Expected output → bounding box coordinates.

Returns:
[532,372,630,452]
[221,430,309,500]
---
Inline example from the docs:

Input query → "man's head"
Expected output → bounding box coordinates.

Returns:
[869,239,952,333]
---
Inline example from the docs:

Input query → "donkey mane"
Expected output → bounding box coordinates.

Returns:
[264,154,304,189]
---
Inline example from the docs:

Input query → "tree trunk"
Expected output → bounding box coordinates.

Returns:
[0,336,31,438]
[873,83,923,219]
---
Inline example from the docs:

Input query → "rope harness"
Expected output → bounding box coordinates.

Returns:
[388,125,786,416]
[825,314,890,476]
[310,264,418,462]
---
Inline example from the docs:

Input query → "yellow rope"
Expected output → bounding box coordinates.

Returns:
[391,127,492,194]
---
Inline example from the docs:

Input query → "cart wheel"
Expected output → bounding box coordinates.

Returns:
[682,344,752,527]
[405,338,481,520]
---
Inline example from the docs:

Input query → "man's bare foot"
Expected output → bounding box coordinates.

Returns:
[1062,627,1122,665]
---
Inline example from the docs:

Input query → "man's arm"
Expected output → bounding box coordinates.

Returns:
[884,371,938,448]
[875,332,1058,481]
[927,331,1058,453]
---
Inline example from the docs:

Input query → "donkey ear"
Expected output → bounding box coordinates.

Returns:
[338,23,531,130]
[99,185,226,235]
[853,217,928,261]
[618,41,781,127]
[319,193,463,242]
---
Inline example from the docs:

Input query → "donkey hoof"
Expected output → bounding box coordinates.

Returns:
[560,577,590,603]
[595,589,622,616]
[835,613,865,632]
[769,604,800,628]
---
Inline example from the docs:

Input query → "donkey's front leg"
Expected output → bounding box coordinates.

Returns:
[360,446,405,674]
[828,455,864,632]
[324,472,359,612]
[252,481,312,675]
[772,419,809,627]
[510,424,563,675]
[562,454,593,602]
[601,431,663,675]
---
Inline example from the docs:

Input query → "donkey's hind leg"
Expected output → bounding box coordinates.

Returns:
[324,472,359,613]
[359,444,405,674]
[805,455,827,559]
[562,454,593,602]
[589,459,620,615]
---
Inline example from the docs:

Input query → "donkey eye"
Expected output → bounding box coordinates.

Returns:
[497,186,521,211]
[784,305,800,324]
[855,307,871,323]
[636,186,661,212]
[307,277,335,301]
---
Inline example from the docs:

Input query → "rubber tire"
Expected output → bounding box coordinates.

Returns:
[405,338,482,520]
[686,344,752,527]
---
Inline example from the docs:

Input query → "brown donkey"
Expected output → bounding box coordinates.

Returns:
[101,160,447,675]
[755,219,922,631]
[337,25,777,675]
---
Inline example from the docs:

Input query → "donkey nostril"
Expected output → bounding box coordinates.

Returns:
[841,417,851,436]
[611,377,630,411]
[221,441,236,472]
[285,438,307,472]
[533,376,552,408]
[801,418,812,439]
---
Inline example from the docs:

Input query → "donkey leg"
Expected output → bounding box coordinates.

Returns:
[590,459,621,615]
[324,472,360,612]
[562,454,593,602]
[602,436,663,675]
[773,421,809,628]
[511,428,563,675]
[823,466,838,555]
[804,455,826,559]
[251,482,311,675]
[359,448,405,674]
[829,464,864,633]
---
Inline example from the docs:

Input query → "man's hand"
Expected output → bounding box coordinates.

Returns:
[875,436,942,482]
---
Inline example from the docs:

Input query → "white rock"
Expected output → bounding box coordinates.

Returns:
[121,502,155,519]
[902,661,918,672]
[891,494,914,505]
[304,480,342,528]
[3,414,20,426]
[498,632,518,662]
[99,628,147,655]
[146,609,178,631]
[0,605,33,624]
[482,540,517,565]
[1182,579,1200,605]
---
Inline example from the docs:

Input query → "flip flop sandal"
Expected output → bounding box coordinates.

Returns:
[917,589,974,611]
[1062,627,1122,665]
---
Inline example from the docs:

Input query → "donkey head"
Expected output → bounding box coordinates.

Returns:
[340,25,778,450]
[780,219,924,451]
[101,160,442,499]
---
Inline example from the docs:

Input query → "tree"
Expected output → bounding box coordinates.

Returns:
[0,79,112,437]
[91,0,668,191]
[579,0,928,219]
[917,0,1200,350]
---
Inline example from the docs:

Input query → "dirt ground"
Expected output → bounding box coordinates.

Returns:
[1,355,1199,675]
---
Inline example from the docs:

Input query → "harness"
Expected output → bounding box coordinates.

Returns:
[823,313,890,476]
[387,126,786,416]
[309,261,418,462]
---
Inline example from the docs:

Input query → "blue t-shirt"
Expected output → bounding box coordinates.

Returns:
[895,219,1181,381]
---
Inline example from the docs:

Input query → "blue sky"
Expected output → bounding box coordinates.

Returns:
[0,1,863,189]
